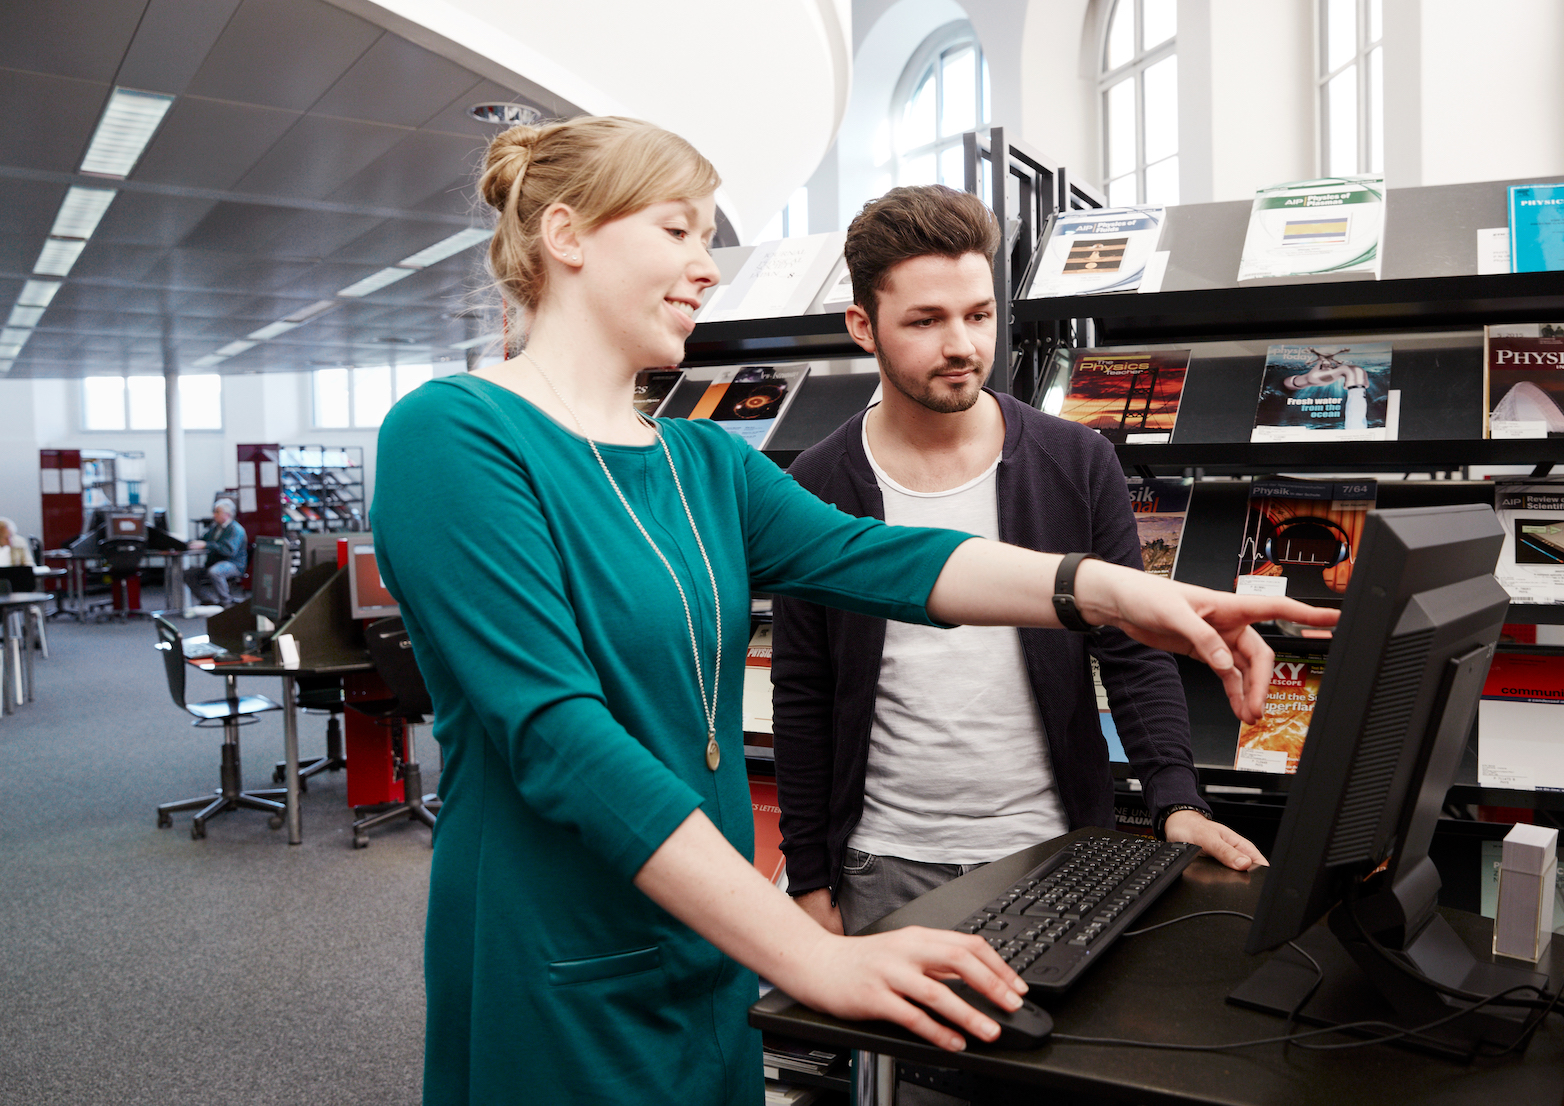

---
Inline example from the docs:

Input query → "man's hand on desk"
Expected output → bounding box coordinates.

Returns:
[1163,809,1267,871]
[188,539,206,550]
[794,888,846,935]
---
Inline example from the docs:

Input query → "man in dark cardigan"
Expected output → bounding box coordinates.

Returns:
[772,185,1265,942]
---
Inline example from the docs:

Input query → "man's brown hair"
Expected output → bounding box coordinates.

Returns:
[844,184,1001,327]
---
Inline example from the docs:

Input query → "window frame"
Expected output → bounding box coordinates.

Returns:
[311,364,433,430]
[1317,0,1384,178]
[80,373,225,433]
[1097,0,1178,206]
[890,21,991,190]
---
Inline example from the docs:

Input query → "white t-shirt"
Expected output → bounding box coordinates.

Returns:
[847,420,1069,864]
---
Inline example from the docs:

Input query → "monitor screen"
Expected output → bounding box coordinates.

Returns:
[250,537,291,622]
[107,511,147,541]
[348,541,398,621]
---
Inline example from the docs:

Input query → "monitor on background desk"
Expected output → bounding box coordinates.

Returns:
[346,539,398,621]
[106,510,147,542]
[1233,503,1551,1057]
[250,537,291,623]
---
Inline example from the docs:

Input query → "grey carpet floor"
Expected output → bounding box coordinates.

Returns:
[0,615,433,1105]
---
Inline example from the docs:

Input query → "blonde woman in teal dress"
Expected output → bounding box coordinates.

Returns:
[371,117,1335,1106]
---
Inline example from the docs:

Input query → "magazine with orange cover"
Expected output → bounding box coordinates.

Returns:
[1234,476,1376,606]
[749,777,787,886]
[1050,348,1190,444]
[1234,653,1325,774]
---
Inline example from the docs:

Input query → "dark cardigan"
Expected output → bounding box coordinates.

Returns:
[771,390,1209,898]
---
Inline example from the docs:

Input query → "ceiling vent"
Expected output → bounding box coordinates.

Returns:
[469,103,542,126]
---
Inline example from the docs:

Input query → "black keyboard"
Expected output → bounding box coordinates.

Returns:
[951,832,1200,994]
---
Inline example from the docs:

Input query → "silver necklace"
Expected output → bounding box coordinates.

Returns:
[520,350,724,771]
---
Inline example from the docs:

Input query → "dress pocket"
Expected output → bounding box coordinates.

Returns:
[548,944,663,986]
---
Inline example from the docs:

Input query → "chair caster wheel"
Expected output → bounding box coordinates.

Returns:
[191,823,206,840]
[272,767,284,783]
[268,815,283,830]
[352,835,369,849]
[157,812,171,828]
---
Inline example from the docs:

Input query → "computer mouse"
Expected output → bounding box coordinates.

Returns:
[939,980,1054,1050]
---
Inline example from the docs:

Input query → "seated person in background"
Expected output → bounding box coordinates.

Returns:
[773,185,1266,942]
[0,517,35,566]
[185,498,247,607]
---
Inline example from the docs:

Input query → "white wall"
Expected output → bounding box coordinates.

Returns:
[1019,0,1097,180]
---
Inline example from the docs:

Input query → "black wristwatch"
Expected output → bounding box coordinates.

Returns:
[1155,804,1209,840]
[1052,552,1103,633]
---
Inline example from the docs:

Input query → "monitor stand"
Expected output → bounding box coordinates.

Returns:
[1229,902,1549,1060]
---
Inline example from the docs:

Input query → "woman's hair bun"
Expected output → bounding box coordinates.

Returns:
[479,124,542,212]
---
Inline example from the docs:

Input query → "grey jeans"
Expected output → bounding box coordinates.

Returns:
[836,847,987,936]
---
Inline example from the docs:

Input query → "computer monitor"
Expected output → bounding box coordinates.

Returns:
[249,537,291,622]
[106,510,147,541]
[1232,503,1549,1057]
[347,540,398,621]
[299,531,345,572]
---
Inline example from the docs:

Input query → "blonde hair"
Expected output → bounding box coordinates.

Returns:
[478,116,721,311]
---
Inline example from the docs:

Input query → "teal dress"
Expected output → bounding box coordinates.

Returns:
[372,375,971,1106]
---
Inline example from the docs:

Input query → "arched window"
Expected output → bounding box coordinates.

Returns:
[891,22,990,189]
[1098,0,1177,206]
[1319,0,1383,177]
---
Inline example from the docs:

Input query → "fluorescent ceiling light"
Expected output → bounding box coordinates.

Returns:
[1,328,33,347]
[337,267,416,298]
[0,361,12,375]
[398,227,491,269]
[17,281,61,308]
[282,299,339,324]
[79,87,175,178]
[214,340,258,357]
[8,306,44,328]
[0,343,25,360]
[34,238,86,277]
[450,331,500,350]
[50,186,117,239]
[247,320,300,340]
[191,353,228,369]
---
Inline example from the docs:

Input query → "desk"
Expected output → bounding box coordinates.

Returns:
[1,592,49,711]
[47,547,194,619]
[751,830,1564,1105]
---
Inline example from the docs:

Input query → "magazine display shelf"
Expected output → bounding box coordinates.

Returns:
[1036,177,1564,820]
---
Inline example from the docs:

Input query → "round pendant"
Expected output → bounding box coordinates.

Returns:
[705,736,721,772]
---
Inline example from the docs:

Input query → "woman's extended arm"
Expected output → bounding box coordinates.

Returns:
[925,539,1338,723]
[634,808,1026,1052]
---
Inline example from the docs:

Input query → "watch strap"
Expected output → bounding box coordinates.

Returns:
[1052,552,1103,633]
[1155,804,1209,840]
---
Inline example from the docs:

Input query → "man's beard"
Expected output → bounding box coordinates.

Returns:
[880,351,990,414]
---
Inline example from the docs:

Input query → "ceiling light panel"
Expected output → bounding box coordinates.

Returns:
[282,299,339,324]
[214,340,258,357]
[247,320,300,340]
[17,281,62,308]
[191,354,227,369]
[79,88,175,178]
[34,239,86,277]
[450,331,500,350]
[398,227,492,269]
[50,186,118,239]
[337,267,417,298]
[8,306,44,328]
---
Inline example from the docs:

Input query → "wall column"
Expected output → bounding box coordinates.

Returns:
[162,317,188,539]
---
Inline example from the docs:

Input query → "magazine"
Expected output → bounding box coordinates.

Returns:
[1478,652,1564,791]
[1126,477,1192,579]
[1236,176,1385,281]
[1508,182,1564,273]
[1485,323,1564,438]
[1494,479,1564,605]
[1250,341,1398,443]
[697,231,845,322]
[742,623,775,737]
[748,776,787,886]
[1024,207,1166,297]
[1235,476,1377,606]
[632,368,683,416]
[686,364,811,449]
[1234,652,1325,774]
[1050,347,1190,443]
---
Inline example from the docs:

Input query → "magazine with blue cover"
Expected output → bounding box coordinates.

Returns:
[1024,207,1165,297]
[1250,341,1399,443]
[1509,183,1564,273]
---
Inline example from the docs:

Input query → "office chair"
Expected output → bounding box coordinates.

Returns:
[346,615,440,849]
[273,675,347,790]
[152,615,288,839]
[0,565,50,658]
[100,537,147,619]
